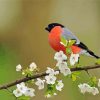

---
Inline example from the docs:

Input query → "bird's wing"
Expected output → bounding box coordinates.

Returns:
[61,28,89,50]
[75,42,89,50]
[61,28,80,44]
[61,28,99,58]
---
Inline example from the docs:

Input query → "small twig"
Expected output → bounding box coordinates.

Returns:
[85,70,91,77]
[0,64,100,90]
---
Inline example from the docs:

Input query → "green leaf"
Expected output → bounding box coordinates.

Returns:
[73,71,81,75]
[66,48,72,54]
[91,76,97,85]
[22,68,33,77]
[47,84,56,91]
[60,37,68,46]
[45,84,56,96]
[67,40,76,47]
[71,72,80,81]
[95,59,100,64]
[17,96,30,100]
[88,76,97,87]
[71,74,77,81]
[92,76,97,82]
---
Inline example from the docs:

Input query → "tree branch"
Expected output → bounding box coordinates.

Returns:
[0,64,100,90]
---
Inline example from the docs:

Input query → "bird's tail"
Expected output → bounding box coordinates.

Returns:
[87,50,100,59]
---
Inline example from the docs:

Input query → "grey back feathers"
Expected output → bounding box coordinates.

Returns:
[62,28,80,44]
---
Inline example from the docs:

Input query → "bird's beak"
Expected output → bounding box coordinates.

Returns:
[45,27,49,32]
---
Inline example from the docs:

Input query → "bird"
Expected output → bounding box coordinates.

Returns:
[45,23,99,59]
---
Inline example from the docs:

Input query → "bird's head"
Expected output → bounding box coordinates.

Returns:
[45,23,64,32]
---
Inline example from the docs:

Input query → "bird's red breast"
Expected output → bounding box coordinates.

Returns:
[48,26,81,54]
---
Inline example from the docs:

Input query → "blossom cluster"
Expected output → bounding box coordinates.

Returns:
[78,83,99,95]
[14,59,65,98]
[13,50,100,99]
[54,51,79,76]
[13,82,35,97]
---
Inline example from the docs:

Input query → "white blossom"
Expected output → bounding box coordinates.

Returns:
[13,89,23,97]
[16,82,27,94]
[70,53,79,66]
[45,75,56,84]
[22,71,25,75]
[91,87,99,95]
[56,80,64,91]
[16,64,22,71]
[54,71,59,75]
[61,67,71,76]
[78,83,91,94]
[35,78,45,90]
[46,67,59,75]
[45,93,57,98]
[54,51,67,62]
[56,62,71,76]
[46,67,55,75]
[13,82,35,97]
[78,83,99,95]
[98,79,100,87]
[45,94,51,98]
[54,93,57,95]
[29,62,37,71]
[56,61,67,69]
[24,88,35,97]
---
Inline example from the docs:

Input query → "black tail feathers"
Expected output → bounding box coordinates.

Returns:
[75,42,99,59]
[87,50,100,59]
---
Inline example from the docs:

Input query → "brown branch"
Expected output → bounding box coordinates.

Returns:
[0,64,100,90]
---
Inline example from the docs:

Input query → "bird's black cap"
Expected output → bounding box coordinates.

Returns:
[45,23,64,32]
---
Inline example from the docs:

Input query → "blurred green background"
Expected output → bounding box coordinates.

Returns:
[0,0,100,100]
